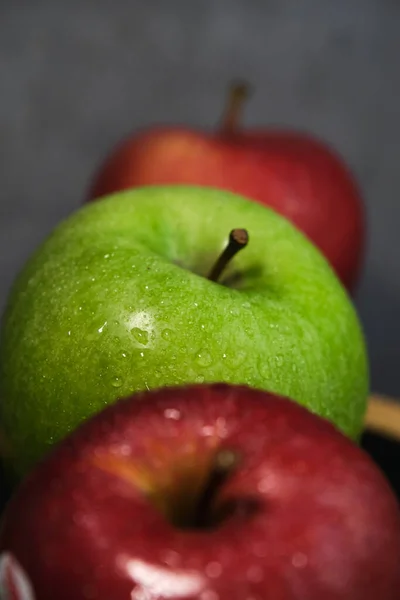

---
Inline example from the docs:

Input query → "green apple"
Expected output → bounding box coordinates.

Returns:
[0,186,368,478]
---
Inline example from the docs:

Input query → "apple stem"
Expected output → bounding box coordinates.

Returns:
[208,229,249,283]
[194,449,238,528]
[220,81,251,134]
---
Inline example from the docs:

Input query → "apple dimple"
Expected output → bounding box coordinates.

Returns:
[90,438,243,530]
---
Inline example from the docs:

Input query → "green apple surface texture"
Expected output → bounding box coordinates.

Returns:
[0,186,368,477]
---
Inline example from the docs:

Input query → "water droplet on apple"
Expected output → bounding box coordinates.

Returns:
[121,351,129,359]
[257,473,278,494]
[258,365,270,382]
[291,552,308,568]
[161,329,174,341]
[98,321,108,334]
[195,375,205,383]
[164,408,181,420]
[111,376,123,388]
[205,561,222,579]
[275,354,284,366]
[201,425,214,436]
[195,350,212,367]
[104,253,110,259]
[242,301,251,309]
[130,327,149,345]
[224,351,246,369]
[120,444,131,456]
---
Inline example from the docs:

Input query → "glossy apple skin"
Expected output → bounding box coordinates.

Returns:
[1,384,399,600]
[0,186,368,478]
[87,127,365,291]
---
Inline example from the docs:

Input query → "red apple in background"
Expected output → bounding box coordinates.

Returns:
[86,83,366,292]
[1,384,399,600]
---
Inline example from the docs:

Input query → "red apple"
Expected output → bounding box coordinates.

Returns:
[86,83,366,292]
[1,384,399,600]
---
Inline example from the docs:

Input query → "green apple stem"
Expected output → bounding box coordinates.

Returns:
[194,449,239,528]
[220,81,251,133]
[208,228,249,282]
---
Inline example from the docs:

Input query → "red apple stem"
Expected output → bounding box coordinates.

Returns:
[220,81,251,134]
[208,229,249,283]
[194,449,239,528]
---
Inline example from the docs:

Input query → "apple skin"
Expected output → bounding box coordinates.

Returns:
[0,384,399,600]
[86,126,365,292]
[0,186,368,478]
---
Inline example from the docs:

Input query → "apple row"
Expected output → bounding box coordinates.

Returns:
[0,84,398,600]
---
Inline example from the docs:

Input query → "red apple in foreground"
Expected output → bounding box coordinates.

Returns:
[86,83,365,291]
[1,384,399,600]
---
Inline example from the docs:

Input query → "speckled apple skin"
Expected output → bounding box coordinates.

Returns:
[0,186,368,477]
[0,385,399,600]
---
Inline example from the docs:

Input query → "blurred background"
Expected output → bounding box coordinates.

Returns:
[0,0,399,402]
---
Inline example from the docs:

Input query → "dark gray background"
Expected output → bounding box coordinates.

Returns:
[1,1,399,397]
